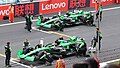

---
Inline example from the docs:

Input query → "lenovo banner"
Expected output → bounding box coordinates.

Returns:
[14,2,39,17]
[90,0,115,7]
[0,5,9,20]
[39,0,68,14]
[68,0,90,9]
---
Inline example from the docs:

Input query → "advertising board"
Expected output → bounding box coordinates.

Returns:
[68,0,90,9]
[90,0,115,7]
[0,5,9,20]
[39,0,68,14]
[14,2,39,17]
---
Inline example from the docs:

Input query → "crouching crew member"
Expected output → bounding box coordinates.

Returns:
[76,38,87,57]
[55,36,64,45]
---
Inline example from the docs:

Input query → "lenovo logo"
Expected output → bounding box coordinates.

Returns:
[0,9,9,16]
[42,2,66,10]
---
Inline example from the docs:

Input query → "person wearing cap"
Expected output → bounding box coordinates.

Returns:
[56,56,66,68]
[4,42,12,67]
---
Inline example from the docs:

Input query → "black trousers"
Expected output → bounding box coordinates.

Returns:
[5,55,11,66]
[100,12,102,21]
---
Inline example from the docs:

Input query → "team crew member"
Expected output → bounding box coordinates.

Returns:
[35,39,44,49]
[9,4,14,23]
[95,1,100,20]
[38,13,44,23]
[91,37,97,48]
[4,42,12,67]
[55,36,64,45]
[54,20,64,32]
[96,28,103,51]
[76,38,87,56]
[56,56,66,68]
[24,14,29,29]
[23,39,31,54]
[27,13,33,32]
[99,4,103,22]
[98,31,103,51]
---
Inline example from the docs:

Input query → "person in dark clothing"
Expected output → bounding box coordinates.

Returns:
[91,37,97,48]
[54,20,64,32]
[96,28,103,51]
[24,14,29,29]
[23,39,31,54]
[26,13,33,32]
[96,28,99,42]
[76,38,87,57]
[99,4,103,22]
[4,42,12,67]
[96,10,99,21]
[55,36,64,45]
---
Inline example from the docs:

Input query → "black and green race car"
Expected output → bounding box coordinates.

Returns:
[36,10,95,31]
[17,36,86,65]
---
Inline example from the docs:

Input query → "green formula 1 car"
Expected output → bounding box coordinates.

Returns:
[17,46,53,65]
[65,10,95,26]
[36,10,95,31]
[17,36,88,65]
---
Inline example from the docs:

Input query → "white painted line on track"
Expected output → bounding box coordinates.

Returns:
[32,27,51,34]
[100,59,120,64]
[100,59,120,68]
[65,28,79,32]
[10,60,31,68]
[0,6,120,27]
[0,19,37,27]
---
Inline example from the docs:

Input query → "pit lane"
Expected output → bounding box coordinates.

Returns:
[0,4,120,68]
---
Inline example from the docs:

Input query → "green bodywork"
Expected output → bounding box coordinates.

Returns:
[36,10,93,30]
[17,47,50,61]
[36,17,61,28]
[17,36,83,61]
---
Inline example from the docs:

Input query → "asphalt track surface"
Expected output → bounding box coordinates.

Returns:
[0,4,120,68]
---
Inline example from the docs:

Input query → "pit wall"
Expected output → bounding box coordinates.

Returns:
[0,0,119,20]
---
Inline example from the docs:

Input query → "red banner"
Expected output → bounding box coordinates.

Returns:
[116,0,120,4]
[90,0,115,7]
[0,5,9,20]
[39,0,68,14]
[14,3,35,17]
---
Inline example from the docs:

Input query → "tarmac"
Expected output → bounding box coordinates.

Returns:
[0,4,120,68]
